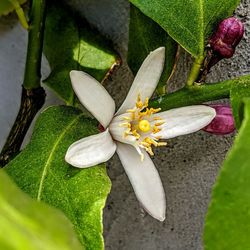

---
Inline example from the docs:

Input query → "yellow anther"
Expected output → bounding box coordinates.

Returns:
[132,130,140,139]
[145,147,154,156]
[155,121,165,126]
[119,122,131,128]
[153,116,162,120]
[127,109,136,113]
[150,107,161,113]
[138,120,151,132]
[136,94,144,109]
[152,126,161,134]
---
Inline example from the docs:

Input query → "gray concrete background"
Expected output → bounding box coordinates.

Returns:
[0,1,250,249]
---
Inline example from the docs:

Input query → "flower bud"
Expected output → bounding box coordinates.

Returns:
[203,104,235,135]
[209,17,244,58]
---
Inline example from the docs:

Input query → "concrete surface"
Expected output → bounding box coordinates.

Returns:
[0,1,250,249]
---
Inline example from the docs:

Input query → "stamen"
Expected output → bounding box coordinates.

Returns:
[119,122,131,128]
[118,93,167,161]
[122,116,131,121]
[155,121,165,126]
[127,109,136,113]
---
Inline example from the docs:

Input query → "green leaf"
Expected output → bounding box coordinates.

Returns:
[128,5,178,95]
[230,76,250,129]
[204,98,250,250]
[0,0,26,16]
[43,2,120,105]
[0,170,83,250]
[130,0,240,57]
[6,106,111,250]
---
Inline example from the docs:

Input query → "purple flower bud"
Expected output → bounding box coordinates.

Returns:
[203,104,235,135]
[209,17,244,58]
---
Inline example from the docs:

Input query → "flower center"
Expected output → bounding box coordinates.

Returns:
[138,120,151,132]
[120,94,167,161]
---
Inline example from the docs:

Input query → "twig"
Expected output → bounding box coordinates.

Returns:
[0,0,47,167]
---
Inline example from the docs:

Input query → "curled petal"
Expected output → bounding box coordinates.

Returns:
[154,105,216,139]
[65,130,116,168]
[70,70,115,128]
[116,142,166,221]
[116,47,165,115]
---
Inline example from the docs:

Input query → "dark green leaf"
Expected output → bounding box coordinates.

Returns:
[130,0,240,57]
[0,170,83,250]
[230,76,250,128]
[6,106,111,250]
[128,5,178,95]
[204,98,250,250]
[0,0,26,16]
[43,2,120,105]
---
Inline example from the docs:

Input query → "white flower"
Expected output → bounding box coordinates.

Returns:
[65,47,216,221]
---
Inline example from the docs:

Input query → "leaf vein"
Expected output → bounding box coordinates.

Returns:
[36,113,84,201]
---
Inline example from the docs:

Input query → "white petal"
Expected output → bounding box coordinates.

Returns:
[116,47,165,115]
[116,142,166,221]
[153,105,216,139]
[70,70,115,128]
[65,130,116,168]
[109,113,137,145]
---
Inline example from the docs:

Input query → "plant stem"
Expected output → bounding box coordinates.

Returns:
[0,87,45,166]
[186,56,205,86]
[0,0,47,167]
[23,0,46,89]
[9,0,29,29]
[150,76,247,111]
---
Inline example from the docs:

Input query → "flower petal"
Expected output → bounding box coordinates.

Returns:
[116,47,165,115]
[116,142,166,221]
[65,130,116,168]
[70,70,115,128]
[153,105,216,139]
[109,113,137,145]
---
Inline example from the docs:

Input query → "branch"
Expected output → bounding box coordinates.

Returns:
[150,77,236,110]
[0,0,47,167]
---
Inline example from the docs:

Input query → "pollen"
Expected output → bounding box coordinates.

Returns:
[138,120,151,132]
[119,93,167,161]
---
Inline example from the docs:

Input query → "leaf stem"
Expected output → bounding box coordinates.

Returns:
[8,0,29,29]
[150,77,238,111]
[186,56,205,86]
[0,0,47,167]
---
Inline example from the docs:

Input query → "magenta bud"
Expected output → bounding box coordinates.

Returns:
[203,104,235,135]
[209,17,244,58]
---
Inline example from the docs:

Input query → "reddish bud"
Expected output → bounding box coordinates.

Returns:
[209,17,244,58]
[203,104,235,135]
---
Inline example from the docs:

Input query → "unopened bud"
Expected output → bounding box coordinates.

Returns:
[209,17,244,58]
[203,104,235,135]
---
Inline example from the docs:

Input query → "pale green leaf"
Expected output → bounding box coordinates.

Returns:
[128,5,178,95]
[43,2,120,105]
[6,106,111,250]
[204,98,250,250]
[0,170,83,250]
[130,0,240,57]
[0,0,26,16]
